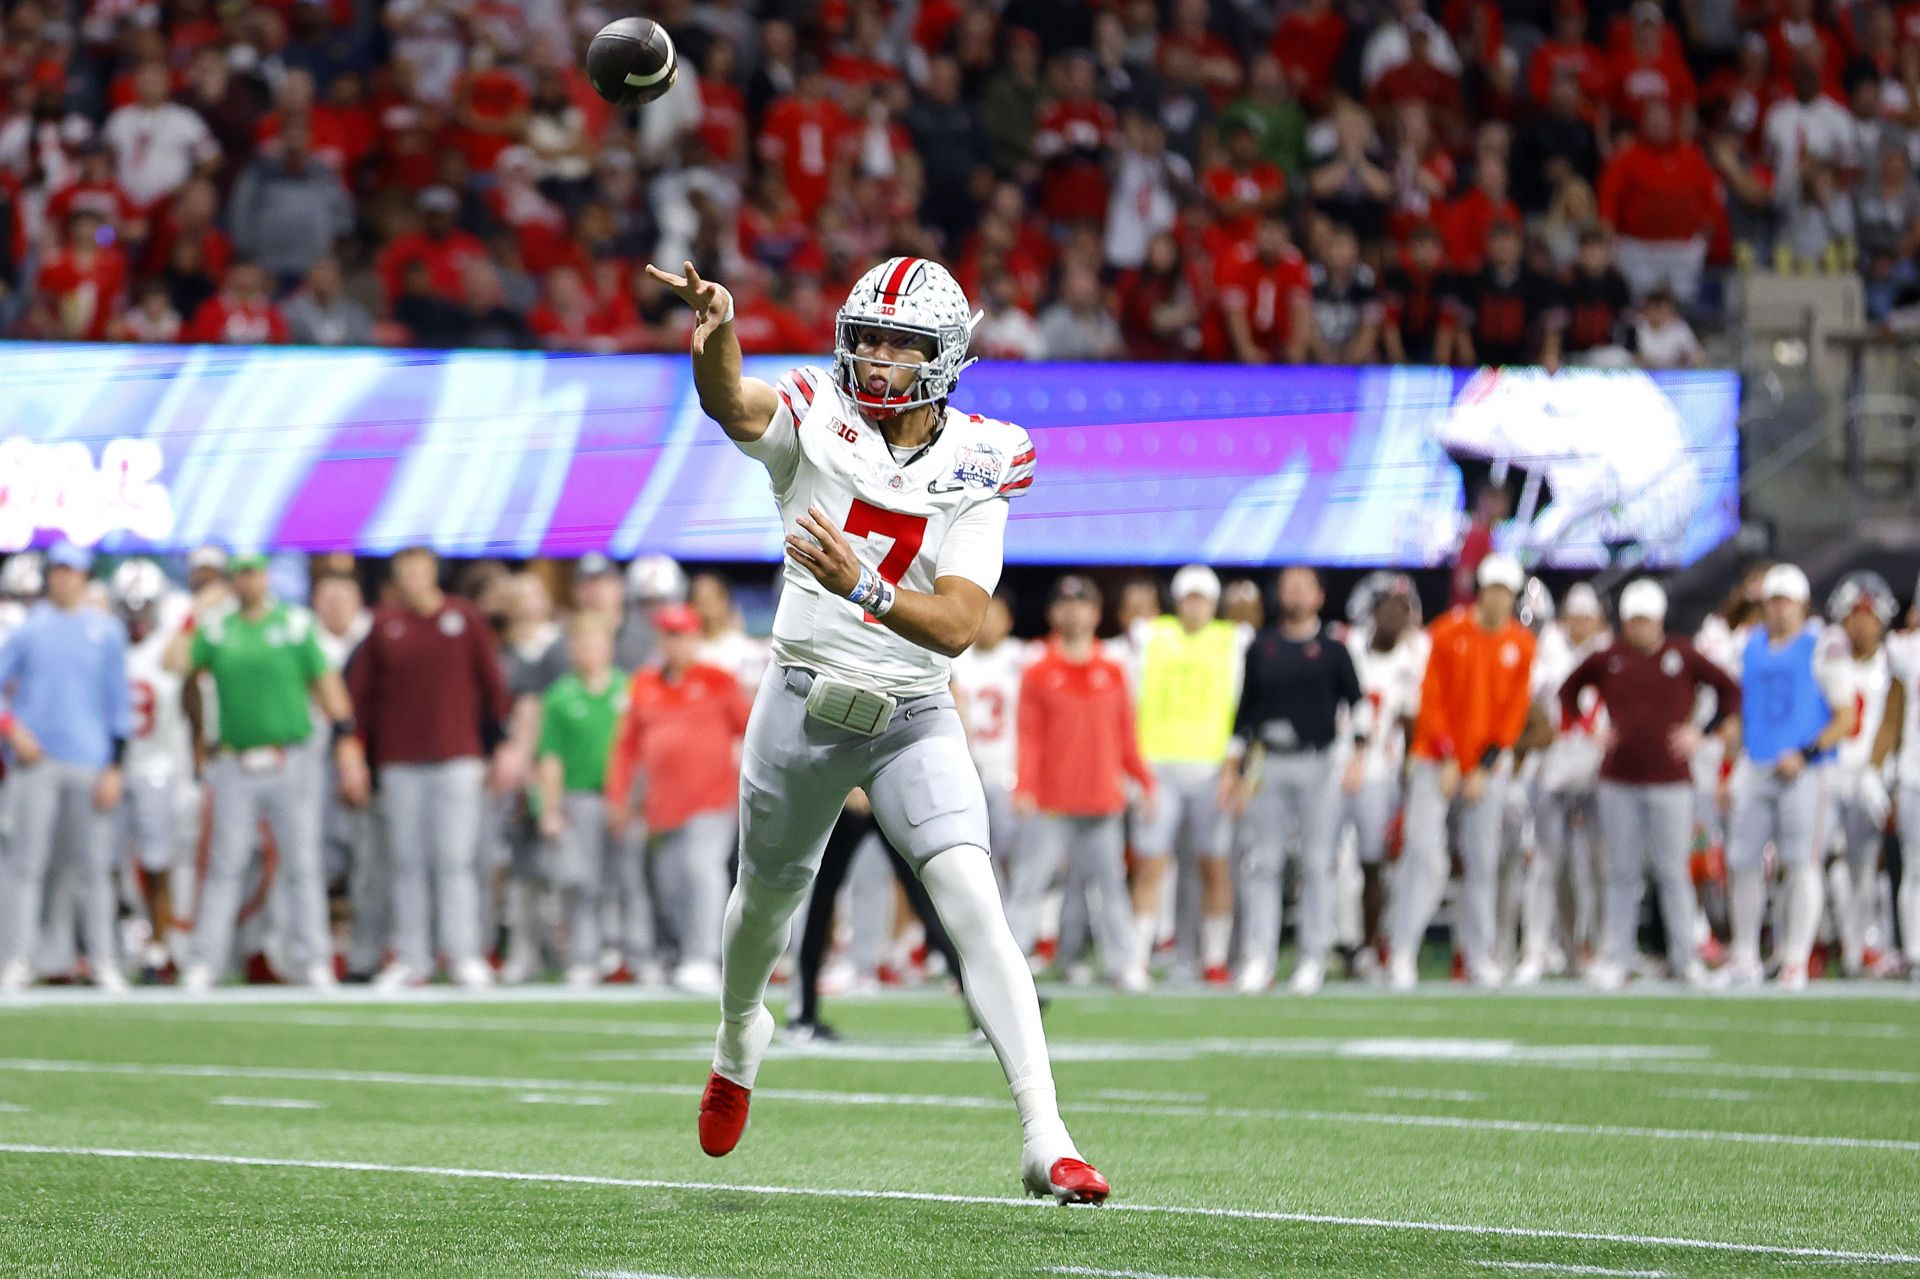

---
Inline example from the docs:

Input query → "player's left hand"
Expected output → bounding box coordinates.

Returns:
[92,766,123,812]
[788,506,863,597]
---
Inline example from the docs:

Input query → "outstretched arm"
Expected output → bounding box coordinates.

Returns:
[644,260,782,442]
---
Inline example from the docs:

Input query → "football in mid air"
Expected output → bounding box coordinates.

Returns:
[585,16,679,106]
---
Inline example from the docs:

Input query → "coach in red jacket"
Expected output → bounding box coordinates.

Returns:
[1007,576,1156,989]
[1560,579,1740,989]
[349,545,511,989]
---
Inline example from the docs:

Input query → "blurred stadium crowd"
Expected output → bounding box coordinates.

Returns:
[2,539,1918,1005]
[10,0,1917,362]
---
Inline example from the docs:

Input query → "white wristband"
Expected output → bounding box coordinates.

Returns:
[708,287,735,326]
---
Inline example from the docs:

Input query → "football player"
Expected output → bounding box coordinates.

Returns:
[949,589,1030,893]
[1821,572,1899,977]
[645,255,1108,1204]
[112,559,196,982]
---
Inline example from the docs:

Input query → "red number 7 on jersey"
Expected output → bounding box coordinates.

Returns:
[843,499,927,623]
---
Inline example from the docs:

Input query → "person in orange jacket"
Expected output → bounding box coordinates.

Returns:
[605,604,753,995]
[1387,551,1536,990]
[1007,575,1158,990]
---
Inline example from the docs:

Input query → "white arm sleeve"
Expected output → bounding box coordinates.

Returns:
[1815,634,1857,710]
[935,496,1010,594]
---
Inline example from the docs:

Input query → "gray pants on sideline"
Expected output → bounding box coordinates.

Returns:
[554,792,615,969]
[982,781,1021,895]
[1137,759,1225,972]
[1389,758,1510,974]
[1239,749,1339,970]
[198,752,328,978]
[651,809,733,969]
[345,803,388,975]
[1007,812,1130,979]
[2,760,115,975]
[1524,787,1601,968]
[1596,781,1696,974]
[381,758,486,974]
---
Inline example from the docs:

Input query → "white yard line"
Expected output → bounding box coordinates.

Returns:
[518,1093,613,1107]
[579,1270,709,1279]
[0,1102,26,1113]
[1,1058,1915,1155]
[1045,1267,1220,1279]
[1088,1090,1209,1104]
[1657,1088,1759,1103]
[1363,1087,1489,1103]
[1470,1263,1668,1277]
[208,1097,325,1110]
[0,1142,1913,1266]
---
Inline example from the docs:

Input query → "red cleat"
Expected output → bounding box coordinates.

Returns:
[698,1072,752,1157]
[1202,965,1232,986]
[1024,1155,1111,1205]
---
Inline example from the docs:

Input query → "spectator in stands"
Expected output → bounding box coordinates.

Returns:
[1202,119,1285,250]
[981,28,1044,180]
[1365,0,1464,89]
[185,258,287,344]
[1271,0,1346,110]
[1762,60,1853,206]
[1038,265,1126,361]
[1437,218,1562,367]
[905,54,992,249]
[378,186,487,312]
[30,208,125,341]
[227,119,353,289]
[1561,227,1635,360]
[1153,43,1217,167]
[1856,146,1920,317]
[1538,178,1600,274]
[283,256,371,347]
[1634,286,1705,368]
[1439,152,1520,271]
[1105,114,1189,270]
[1597,100,1719,301]
[1381,221,1449,363]
[973,272,1046,360]
[1221,216,1311,364]
[111,278,183,343]
[1307,224,1384,363]
[47,142,143,245]
[1514,69,1603,217]
[1778,155,1857,267]
[1529,0,1610,108]
[1117,232,1203,360]
[1307,100,1392,245]
[102,59,218,209]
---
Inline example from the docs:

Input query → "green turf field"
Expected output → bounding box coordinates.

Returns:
[3,986,1919,1278]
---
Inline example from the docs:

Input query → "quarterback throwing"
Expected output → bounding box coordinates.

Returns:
[644,255,1108,1204]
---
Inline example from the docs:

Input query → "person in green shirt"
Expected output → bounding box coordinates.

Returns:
[1219,57,1308,178]
[166,553,368,994]
[536,614,628,988]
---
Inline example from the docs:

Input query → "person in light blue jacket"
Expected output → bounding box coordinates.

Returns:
[0,541,132,993]
[1724,563,1856,991]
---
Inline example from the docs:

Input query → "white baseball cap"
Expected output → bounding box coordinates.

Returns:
[1170,564,1221,605]
[1563,582,1603,619]
[1762,563,1811,604]
[1477,552,1525,594]
[1619,578,1668,622]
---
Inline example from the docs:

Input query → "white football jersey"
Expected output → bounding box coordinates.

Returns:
[1887,632,1920,788]
[1532,623,1611,793]
[700,627,773,694]
[1345,625,1428,780]
[951,636,1034,791]
[740,365,1035,696]
[126,624,191,783]
[1823,633,1893,773]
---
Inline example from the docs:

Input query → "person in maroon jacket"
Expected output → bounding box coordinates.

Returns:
[349,545,512,989]
[1560,579,1741,989]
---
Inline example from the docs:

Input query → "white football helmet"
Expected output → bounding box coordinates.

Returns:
[111,558,168,616]
[1827,570,1897,626]
[834,256,981,418]
[626,553,687,604]
[0,552,43,600]
[1346,570,1421,627]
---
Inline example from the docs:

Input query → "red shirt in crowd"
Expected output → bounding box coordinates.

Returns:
[349,595,512,766]
[1271,4,1348,105]
[186,293,289,344]
[1598,138,1720,241]
[1527,36,1611,105]
[46,177,141,232]
[1017,640,1154,817]
[1611,45,1698,119]
[35,245,126,340]
[759,94,854,219]
[1560,638,1741,784]
[1201,162,1286,245]
[1217,244,1312,356]
[454,66,532,171]
[604,663,752,832]
[1438,188,1521,270]
[697,78,748,166]
[377,228,488,303]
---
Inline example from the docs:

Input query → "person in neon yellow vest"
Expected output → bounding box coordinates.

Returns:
[1132,565,1248,986]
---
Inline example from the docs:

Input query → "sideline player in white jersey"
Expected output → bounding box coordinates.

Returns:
[1514,583,1610,984]
[1335,572,1426,973]
[950,589,1030,885]
[1885,591,1920,976]
[1820,572,1899,976]
[112,559,196,980]
[644,254,1109,1204]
